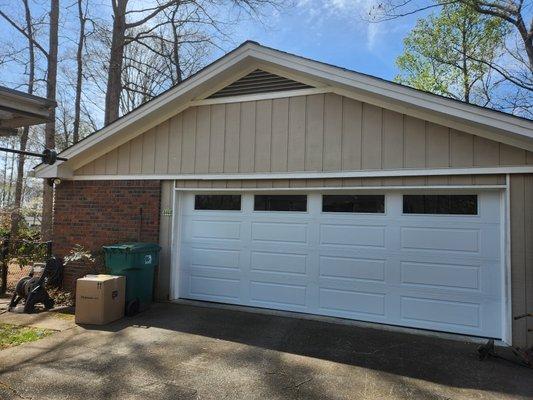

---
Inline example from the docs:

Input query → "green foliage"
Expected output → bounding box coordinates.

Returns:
[395,2,509,104]
[0,214,46,268]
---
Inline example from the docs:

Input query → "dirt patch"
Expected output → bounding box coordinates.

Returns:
[6,263,32,292]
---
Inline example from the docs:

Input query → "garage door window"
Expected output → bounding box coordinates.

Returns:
[403,195,477,215]
[322,195,385,213]
[254,195,307,212]
[194,195,241,210]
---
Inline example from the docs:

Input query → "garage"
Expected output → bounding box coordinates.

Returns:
[177,191,503,338]
[38,41,533,347]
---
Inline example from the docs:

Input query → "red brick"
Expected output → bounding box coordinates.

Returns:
[53,180,161,291]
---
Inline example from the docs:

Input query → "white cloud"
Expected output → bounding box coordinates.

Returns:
[295,0,382,49]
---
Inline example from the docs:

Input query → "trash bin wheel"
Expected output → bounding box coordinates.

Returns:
[126,298,140,316]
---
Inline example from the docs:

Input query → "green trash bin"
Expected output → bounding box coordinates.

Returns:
[103,242,161,315]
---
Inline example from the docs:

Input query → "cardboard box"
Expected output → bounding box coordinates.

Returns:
[75,275,125,325]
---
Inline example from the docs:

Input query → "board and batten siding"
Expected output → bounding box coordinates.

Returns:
[75,93,533,177]
[510,174,533,348]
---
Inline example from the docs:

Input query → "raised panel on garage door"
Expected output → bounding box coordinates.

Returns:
[177,191,502,339]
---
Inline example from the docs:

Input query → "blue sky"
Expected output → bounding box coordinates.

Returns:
[0,0,425,91]
[228,0,424,81]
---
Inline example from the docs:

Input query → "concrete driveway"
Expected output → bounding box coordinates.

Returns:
[0,302,531,400]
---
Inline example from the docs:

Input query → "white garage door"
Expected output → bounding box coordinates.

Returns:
[177,191,502,338]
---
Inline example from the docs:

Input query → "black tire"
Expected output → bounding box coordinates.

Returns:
[44,297,54,310]
[125,298,140,317]
[23,294,36,314]
[14,276,32,298]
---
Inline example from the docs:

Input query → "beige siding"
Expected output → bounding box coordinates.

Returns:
[76,94,533,176]
[510,174,533,347]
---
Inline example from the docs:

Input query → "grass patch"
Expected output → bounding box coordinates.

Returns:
[0,323,54,350]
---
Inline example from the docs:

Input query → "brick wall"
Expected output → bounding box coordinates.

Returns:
[53,180,161,291]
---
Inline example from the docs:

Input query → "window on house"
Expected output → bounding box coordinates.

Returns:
[403,195,478,215]
[194,195,241,210]
[254,195,307,212]
[322,195,385,213]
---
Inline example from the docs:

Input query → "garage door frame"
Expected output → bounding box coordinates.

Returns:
[169,182,511,344]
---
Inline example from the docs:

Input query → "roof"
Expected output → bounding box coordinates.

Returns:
[0,86,56,133]
[34,41,533,178]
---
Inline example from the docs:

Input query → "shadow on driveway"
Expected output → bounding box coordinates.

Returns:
[1,302,531,399]
[90,302,533,398]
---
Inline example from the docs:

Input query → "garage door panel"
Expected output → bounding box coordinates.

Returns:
[400,227,480,253]
[318,277,388,298]
[191,247,240,270]
[319,288,386,316]
[400,296,481,329]
[189,275,241,300]
[250,281,307,308]
[319,255,385,282]
[251,251,308,275]
[251,222,308,244]
[400,261,480,290]
[188,220,242,241]
[187,265,242,279]
[320,224,385,248]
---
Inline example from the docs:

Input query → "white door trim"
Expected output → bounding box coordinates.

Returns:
[502,175,512,345]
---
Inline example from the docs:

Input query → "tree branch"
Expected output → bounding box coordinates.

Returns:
[0,9,48,57]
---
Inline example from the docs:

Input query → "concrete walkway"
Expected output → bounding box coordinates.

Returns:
[0,296,75,331]
[0,302,531,400]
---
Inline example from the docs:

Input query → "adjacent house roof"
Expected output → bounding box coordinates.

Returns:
[34,41,533,178]
[0,86,55,134]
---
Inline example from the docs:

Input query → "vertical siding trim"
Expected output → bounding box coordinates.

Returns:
[510,174,527,346]
[157,181,173,300]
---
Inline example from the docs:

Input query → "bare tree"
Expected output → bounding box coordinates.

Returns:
[10,0,37,239]
[104,0,284,125]
[41,0,59,242]
[73,0,89,144]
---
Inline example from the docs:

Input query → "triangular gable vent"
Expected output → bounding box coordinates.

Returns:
[208,69,312,98]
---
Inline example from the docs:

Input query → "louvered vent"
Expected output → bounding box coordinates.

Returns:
[208,69,312,98]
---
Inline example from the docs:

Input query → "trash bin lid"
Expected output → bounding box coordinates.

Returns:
[102,242,161,253]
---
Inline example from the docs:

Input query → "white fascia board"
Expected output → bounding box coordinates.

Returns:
[190,87,332,106]
[31,164,73,179]
[68,165,533,181]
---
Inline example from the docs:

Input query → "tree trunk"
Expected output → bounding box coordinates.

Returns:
[10,0,36,239]
[105,0,127,125]
[1,153,8,206]
[73,0,86,143]
[171,7,183,84]
[515,13,533,72]
[7,150,15,205]
[10,128,29,237]
[41,0,59,242]
[461,18,470,104]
